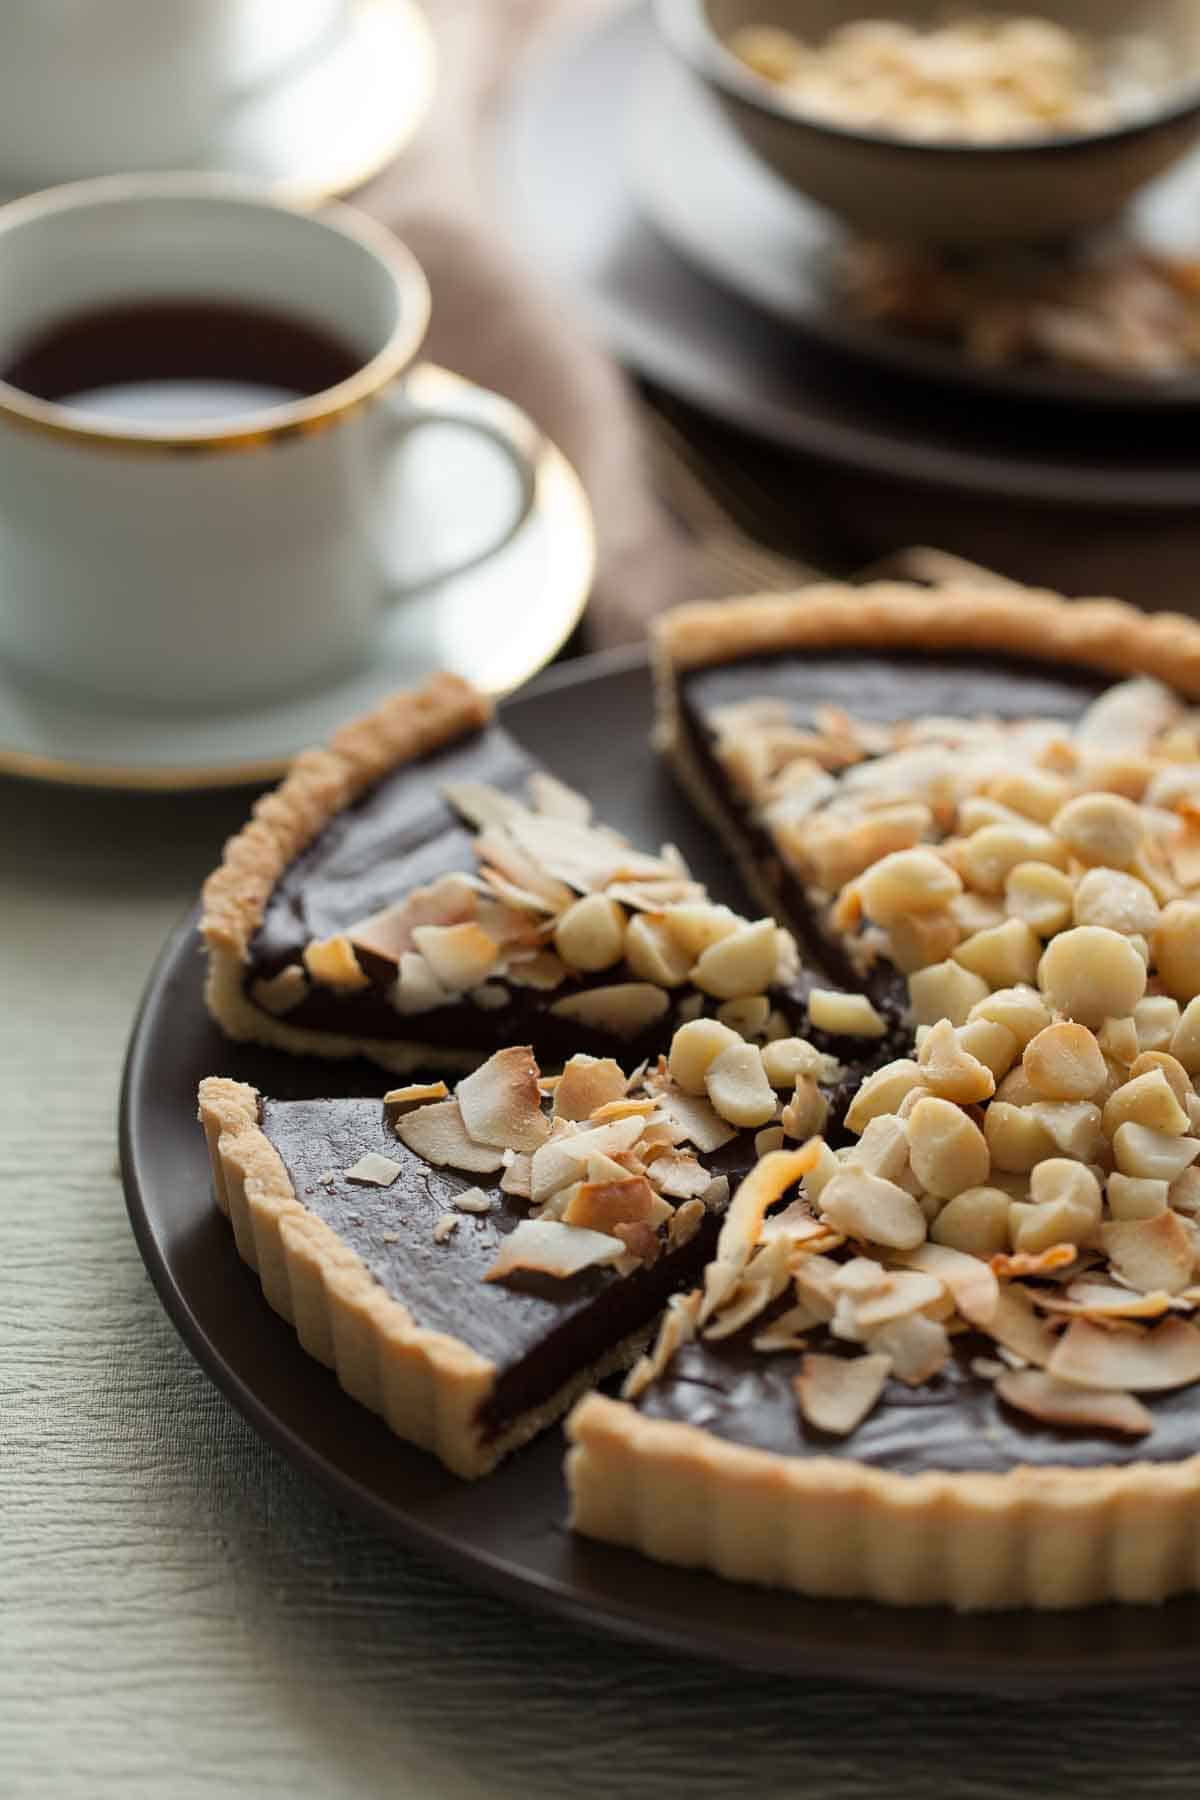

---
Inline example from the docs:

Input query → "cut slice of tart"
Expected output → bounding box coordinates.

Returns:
[198,1028,811,1476]
[201,671,903,1098]
[654,581,1200,1026]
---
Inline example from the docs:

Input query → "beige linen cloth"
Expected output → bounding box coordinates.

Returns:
[360,0,813,647]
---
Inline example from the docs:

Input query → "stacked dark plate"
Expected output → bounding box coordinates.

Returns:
[496,1,1200,607]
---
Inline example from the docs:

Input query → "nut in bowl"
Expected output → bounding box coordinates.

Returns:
[656,0,1200,243]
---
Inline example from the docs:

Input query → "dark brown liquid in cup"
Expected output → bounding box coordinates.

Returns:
[2,298,362,419]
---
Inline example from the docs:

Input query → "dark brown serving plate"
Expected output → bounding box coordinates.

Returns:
[120,649,1200,1692]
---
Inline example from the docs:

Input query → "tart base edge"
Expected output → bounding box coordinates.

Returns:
[652,583,1200,693]
[565,1392,1200,1612]
[198,1077,655,1478]
[200,671,493,1049]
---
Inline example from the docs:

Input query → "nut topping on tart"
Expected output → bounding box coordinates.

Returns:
[201,674,863,1081]
[203,589,1200,1608]
[199,1019,829,1477]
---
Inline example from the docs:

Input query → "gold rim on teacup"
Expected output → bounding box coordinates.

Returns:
[0,172,431,456]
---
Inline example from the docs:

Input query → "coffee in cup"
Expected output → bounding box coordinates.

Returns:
[0,175,540,709]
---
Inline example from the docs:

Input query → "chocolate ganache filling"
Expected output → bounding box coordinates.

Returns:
[259,1096,756,1439]
[243,715,904,1102]
[666,649,1200,1474]
[635,1296,1200,1473]
[678,650,1114,1008]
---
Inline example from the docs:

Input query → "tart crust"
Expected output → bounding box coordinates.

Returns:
[201,673,493,1073]
[198,1076,653,1479]
[653,580,1200,687]
[566,1391,1200,1612]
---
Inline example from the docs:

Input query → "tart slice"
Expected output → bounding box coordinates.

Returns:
[202,672,902,1094]
[198,1025,820,1476]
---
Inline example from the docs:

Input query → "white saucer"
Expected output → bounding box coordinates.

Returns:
[0,367,594,791]
[0,0,435,205]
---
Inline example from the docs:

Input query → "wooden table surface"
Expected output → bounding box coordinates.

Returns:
[6,769,1200,1799]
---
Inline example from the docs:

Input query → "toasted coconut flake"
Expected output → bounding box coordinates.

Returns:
[704,1249,793,1341]
[394,1099,506,1174]
[996,1368,1153,1435]
[390,950,449,1016]
[699,1145,822,1326]
[792,1253,842,1321]
[455,1047,551,1154]
[613,1220,662,1267]
[990,1244,1077,1279]
[452,1187,496,1215]
[795,1352,892,1436]
[527,769,592,824]
[1100,1212,1196,1296]
[897,1241,999,1328]
[507,811,669,893]
[552,1055,628,1121]
[589,1097,657,1124]
[1049,1316,1200,1391]
[586,1150,637,1186]
[344,1152,403,1187]
[383,1081,450,1116]
[250,965,307,1016]
[701,1174,732,1212]
[484,1217,625,1282]
[475,825,574,910]
[647,1150,713,1200]
[817,1166,927,1251]
[499,1152,532,1199]
[506,950,570,991]
[549,983,670,1038]
[303,934,370,992]
[850,1269,945,1331]
[655,1087,738,1154]
[1036,1280,1175,1321]
[752,1301,822,1352]
[832,1256,893,1300]
[607,878,705,912]
[563,1175,658,1234]
[410,922,499,993]
[668,1198,707,1249]
[443,781,524,830]
[864,1312,949,1384]
[983,1284,1060,1368]
[345,903,416,965]
[759,1199,828,1250]
[477,869,558,918]
[623,1291,702,1399]
[528,1114,645,1205]
[433,1213,459,1244]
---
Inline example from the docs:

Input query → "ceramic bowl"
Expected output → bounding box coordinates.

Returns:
[656,0,1200,243]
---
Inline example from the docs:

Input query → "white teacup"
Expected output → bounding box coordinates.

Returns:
[0,174,541,710]
[0,1,346,186]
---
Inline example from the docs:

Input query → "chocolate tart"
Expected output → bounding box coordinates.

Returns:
[197,1042,763,1477]
[560,583,1200,1611]
[201,670,902,1100]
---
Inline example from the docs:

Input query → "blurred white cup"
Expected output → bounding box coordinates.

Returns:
[0,0,347,186]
